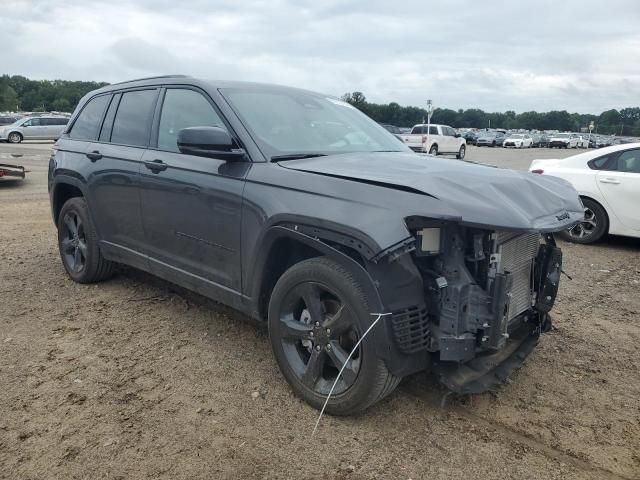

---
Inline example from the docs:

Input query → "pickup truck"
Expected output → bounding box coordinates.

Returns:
[400,124,466,159]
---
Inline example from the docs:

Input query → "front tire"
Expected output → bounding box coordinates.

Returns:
[57,197,115,283]
[558,198,608,244]
[456,145,466,159]
[7,132,22,144]
[268,257,400,415]
[429,144,438,155]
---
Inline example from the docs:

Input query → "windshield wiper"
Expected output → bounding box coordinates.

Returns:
[270,153,328,162]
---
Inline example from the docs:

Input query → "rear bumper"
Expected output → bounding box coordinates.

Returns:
[0,163,25,179]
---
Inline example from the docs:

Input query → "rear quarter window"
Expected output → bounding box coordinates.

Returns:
[587,154,615,170]
[69,95,111,141]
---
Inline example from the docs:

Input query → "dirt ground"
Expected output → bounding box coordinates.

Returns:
[1,144,639,479]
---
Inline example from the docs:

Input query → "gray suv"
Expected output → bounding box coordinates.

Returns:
[49,75,584,414]
[0,115,69,143]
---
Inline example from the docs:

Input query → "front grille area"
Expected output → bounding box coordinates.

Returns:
[495,232,540,320]
[390,306,430,353]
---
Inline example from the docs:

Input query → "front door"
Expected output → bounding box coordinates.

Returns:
[21,117,47,139]
[597,148,640,231]
[139,87,249,293]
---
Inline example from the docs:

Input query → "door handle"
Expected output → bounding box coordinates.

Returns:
[86,151,102,162]
[599,178,620,184]
[144,159,168,173]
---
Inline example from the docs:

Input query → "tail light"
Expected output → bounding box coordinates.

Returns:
[422,135,427,143]
[531,169,544,174]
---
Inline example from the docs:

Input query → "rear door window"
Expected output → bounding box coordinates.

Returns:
[156,88,226,153]
[430,126,439,135]
[615,149,640,173]
[70,95,111,140]
[111,89,158,147]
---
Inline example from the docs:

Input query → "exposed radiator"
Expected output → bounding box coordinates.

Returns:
[495,232,540,320]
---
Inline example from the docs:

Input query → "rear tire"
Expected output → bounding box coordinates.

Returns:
[558,198,608,244]
[268,257,400,415]
[57,197,115,283]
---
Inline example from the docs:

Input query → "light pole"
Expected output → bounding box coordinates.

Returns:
[588,121,594,147]
[425,99,434,153]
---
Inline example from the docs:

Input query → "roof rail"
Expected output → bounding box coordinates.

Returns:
[109,74,190,86]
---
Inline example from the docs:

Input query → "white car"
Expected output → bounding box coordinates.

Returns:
[548,132,579,149]
[503,134,533,148]
[529,144,640,243]
[400,124,467,159]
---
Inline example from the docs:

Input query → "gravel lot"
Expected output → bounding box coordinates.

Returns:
[1,143,639,479]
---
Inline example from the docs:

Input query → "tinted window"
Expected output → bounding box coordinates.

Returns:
[588,154,614,170]
[430,126,438,135]
[70,95,110,140]
[99,93,121,142]
[111,89,157,147]
[411,126,424,134]
[157,89,226,152]
[55,118,69,126]
[616,149,640,173]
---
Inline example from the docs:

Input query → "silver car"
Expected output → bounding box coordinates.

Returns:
[0,115,69,143]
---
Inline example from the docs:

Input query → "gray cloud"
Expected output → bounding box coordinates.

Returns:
[1,0,639,113]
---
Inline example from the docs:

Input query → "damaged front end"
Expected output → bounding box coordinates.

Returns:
[381,218,563,394]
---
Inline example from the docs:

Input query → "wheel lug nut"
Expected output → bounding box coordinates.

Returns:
[326,344,332,350]
[314,322,320,327]
[309,331,314,337]
[315,345,321,351]
[326,328,331,335]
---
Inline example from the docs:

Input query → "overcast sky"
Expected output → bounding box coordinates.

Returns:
[1,0,638,113]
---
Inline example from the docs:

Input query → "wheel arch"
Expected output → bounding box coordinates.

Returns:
[7,131,23,141]
[51,178,88,225]
[249,226,384,323]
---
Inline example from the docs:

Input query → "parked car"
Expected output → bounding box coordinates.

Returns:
[0,116,19,126]
[548,133,578,149]
[475,131,505,147]
[50,76,583,414]
[503,133,533,148]
[379,123,405,142]
[463,130,479,145]
[575,135,589,148]
[0,115,69,143]
[529,143,640,243]
[400,123,466,158]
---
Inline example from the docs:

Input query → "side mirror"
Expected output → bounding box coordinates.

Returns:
[454,133,461,138]
[177,126,246,160]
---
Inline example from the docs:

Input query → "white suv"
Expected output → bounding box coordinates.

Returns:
[0,115,69,143]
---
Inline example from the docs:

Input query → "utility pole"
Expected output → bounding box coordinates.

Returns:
[425,99,434,153]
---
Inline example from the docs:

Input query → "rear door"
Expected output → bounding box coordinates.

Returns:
[441,126,456,152]
[138,86,248,293]
[596,148,640,231]
[83,89,159,266]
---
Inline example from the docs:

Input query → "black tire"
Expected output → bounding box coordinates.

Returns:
[57,197,115,283]
[456,145,466,159]
[429,144,438,155]
[7,132,22,144]
[268,257,400,415]
[557,198,608,244]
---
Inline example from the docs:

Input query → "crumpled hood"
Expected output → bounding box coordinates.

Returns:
[280,152,584,232]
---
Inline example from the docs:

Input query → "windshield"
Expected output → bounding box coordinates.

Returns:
[554,133,570,138]
[220,87,409,158]
[510,134,525,139]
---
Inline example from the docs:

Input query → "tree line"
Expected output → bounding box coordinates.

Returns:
[1,75,638,135]
[0,75,108,113]
[342,92,640,136]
